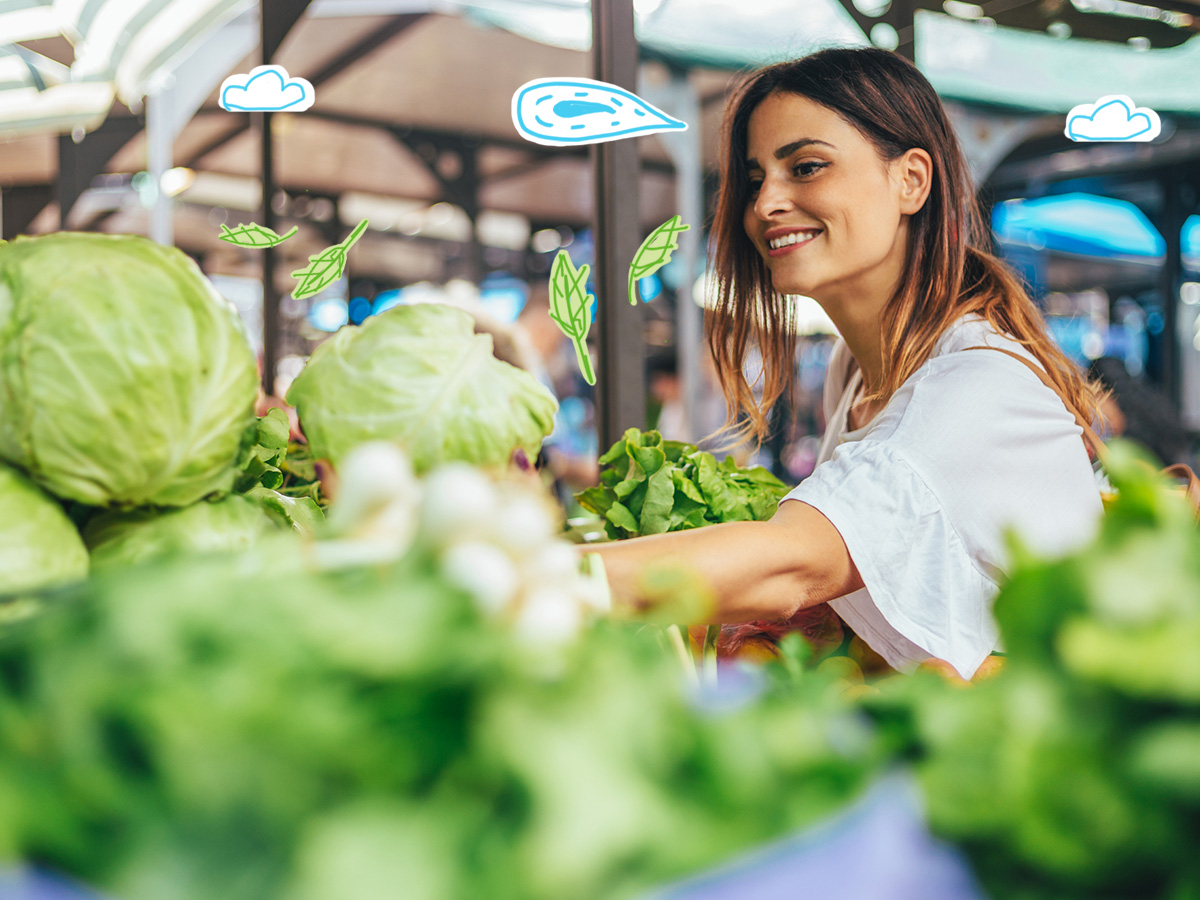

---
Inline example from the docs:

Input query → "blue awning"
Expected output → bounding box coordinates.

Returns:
[992,193,1166,260]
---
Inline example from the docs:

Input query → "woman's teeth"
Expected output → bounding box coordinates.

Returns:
[768,231,820,250]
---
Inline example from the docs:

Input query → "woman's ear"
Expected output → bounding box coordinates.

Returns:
[895,148,933,216]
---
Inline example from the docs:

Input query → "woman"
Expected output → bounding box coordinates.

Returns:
[589,47,1111,680]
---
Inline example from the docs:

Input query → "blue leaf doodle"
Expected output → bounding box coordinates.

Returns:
[512,77,687,146]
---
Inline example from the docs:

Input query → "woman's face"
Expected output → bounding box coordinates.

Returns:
[742,91,925,308]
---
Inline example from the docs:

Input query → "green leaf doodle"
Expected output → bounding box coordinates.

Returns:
[548,250,596,385]
[628,214,689,306]
[219,223,298,248]
[289,219,369,300]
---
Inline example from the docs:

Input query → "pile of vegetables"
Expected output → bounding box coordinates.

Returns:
[0,235,560,592]
[0,233,324,592]
[576,428,790,540]
[0,442,884,900]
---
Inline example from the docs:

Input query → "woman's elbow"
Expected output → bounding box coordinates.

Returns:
[766,500,865,615]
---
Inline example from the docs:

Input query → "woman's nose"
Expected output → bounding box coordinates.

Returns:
[753,176,793,220]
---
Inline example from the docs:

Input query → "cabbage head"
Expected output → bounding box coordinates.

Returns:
[83,493,279,570]
[0,463,87,595]
[286,304,557,473]
[0,233,258,507]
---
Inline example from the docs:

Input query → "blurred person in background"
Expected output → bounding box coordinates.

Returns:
[1088,356,1194,467]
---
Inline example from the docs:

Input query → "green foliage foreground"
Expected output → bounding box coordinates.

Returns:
[0,544,879,900]
[0,438,1196,900]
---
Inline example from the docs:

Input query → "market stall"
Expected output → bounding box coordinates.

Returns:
[4,2,1200,898]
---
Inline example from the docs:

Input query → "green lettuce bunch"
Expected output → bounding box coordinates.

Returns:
[576,428,790,539]
[0,233,258,507]
[286,304,557,474]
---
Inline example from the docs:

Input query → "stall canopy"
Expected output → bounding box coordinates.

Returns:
[0,0,255,136]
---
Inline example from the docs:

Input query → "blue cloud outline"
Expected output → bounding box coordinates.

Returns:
[1066,97,1153,142]
[221,67,311,113]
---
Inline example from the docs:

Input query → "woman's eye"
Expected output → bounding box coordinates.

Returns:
[794,161,827,177]
[748,178,763,195]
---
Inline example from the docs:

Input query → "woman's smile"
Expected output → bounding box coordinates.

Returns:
[766,227,823,257]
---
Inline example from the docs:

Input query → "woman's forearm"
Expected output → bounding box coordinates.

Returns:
[583,500,863,625]
[586,520,813,624]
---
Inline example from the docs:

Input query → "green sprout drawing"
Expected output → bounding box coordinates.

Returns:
[548,249,596,386]
[628,214,689,306]
[289,218,369,300]
[219,222,298,248]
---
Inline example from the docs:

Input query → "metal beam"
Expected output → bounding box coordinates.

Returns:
[262,0,315,60]
[57,115,144,227]
[184,10,421,167]
[1156,165,1184,407]
[592,0,645,449]
[835,0,915,57]
[0,184,53,239]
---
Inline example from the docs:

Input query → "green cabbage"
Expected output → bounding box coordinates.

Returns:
[83,493,278,569]
[286,304,557,473]
[0,233,258,507]
[0,463,88,595]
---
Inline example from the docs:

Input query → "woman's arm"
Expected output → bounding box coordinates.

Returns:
[586,499,864,623]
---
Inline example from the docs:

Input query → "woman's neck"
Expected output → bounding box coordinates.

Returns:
[822,303,886,396]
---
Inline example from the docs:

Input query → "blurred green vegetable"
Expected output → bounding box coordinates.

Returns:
[82,493,284,569]
[286,303,557,474]
[0,463,87,596]
[576,428,789,539]
[234,408,291,493]
[864,439,1200,900]
[0,526,882,900]
[0,232,258,507]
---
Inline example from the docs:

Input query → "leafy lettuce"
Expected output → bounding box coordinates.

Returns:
[286,304,557,474]
[576,428,790,539]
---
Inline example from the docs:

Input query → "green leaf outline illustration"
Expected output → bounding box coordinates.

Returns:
[628,214,689,306]
[548,249,596,385]
[219,223,298,248]
[289,219,369,300]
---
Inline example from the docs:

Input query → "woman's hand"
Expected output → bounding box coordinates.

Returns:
[583,499,863,624]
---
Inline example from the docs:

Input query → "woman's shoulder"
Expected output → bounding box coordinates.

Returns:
[928,313,1043,372]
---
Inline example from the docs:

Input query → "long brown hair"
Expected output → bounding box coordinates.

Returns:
[707,47,1110,446]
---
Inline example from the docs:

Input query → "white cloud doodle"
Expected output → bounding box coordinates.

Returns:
[220,65,314,113]
[1065,95,1161,142]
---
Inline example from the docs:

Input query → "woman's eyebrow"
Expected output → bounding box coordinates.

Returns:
[746,138,836,169]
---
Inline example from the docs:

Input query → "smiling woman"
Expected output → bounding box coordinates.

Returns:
[588,47,1115,680]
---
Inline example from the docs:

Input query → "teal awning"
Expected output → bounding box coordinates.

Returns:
[459,0,1200,116]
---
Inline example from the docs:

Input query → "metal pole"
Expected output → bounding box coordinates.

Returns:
[591,0,645,450]
[667,67,703,442]
[259,5,278,396]
[147,84,174,246]
[1161,165,1182,408]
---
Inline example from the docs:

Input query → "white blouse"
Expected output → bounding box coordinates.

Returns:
[780,314,1105,678]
